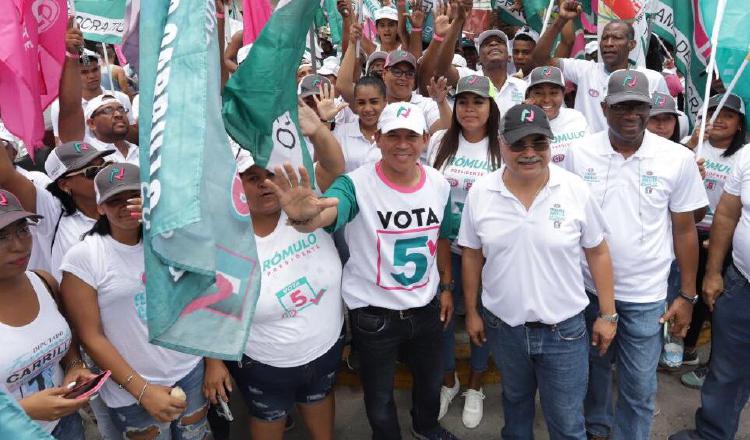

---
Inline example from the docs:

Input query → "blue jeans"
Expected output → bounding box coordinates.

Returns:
[51,412,84,440]
[483,308,589,440]
[108,362,210,440]
[694,264,750,440]
[584,293,664,439]
[443,252,491,374]
[351,298,444,440]
[667,260,681,303]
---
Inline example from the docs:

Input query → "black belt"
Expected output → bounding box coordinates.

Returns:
[524,321,556,328]
[360,297,438,320]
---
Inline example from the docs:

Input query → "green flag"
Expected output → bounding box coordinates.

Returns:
[700,0,750,129]
[73,0,127,44]
[139,0,260,359]
[222,0,316,179]
[652,0,710,126]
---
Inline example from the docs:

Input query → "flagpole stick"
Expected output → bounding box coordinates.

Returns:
[696,0,727,159]
[709,45,750,124]
[101,42,115,93]
[540,0,556,35]
[655,35,673,61]
[309,25,318,74]
[355,0,364,60]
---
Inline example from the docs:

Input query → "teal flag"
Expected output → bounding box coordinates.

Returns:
[324,0,343,50]
[138,0,260,360]
[73,0,127,44]
[222,0,316,179]
[652,0,710,126]
[700,0,750,129]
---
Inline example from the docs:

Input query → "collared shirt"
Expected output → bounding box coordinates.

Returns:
[559,59,669,133]
[333,120,380,172]
[562,130,708,302]
[409,93,441,129]
[85,136,140,165]
[456,67,528,115]
[723,147,750,280]
[49,88,133,138]
[458,165,608,325]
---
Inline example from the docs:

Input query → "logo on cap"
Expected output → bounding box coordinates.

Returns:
[73,142,89,153]
[622,74,638,88]
[109,167,125,183]
[467,75,480,85]
[520,109,535,122]
[396,106,411,118]
[0,193,7,207]
[311,78,322,89]
[542,67,552,77]
[656,96,666,107]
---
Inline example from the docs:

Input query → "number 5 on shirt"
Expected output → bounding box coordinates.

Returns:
[376,227,438,291]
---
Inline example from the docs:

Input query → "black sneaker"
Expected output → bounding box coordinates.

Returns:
[411,426,461,440]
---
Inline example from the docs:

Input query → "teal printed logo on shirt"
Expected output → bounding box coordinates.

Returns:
[583,168,600,183]
[641,171,658,194]
[134,273,147,322]
[276,276,326,318]
[262,233,320,274]
[548,203,566,229]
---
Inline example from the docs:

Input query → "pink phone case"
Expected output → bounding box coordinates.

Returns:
[69,370,111,400]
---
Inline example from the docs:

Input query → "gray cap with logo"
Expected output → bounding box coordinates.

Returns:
[45,141,114,181]
[649,92,679,116]
[455,75,493,98]
[94,163,141,204]
[298,74,332,98]
[527,66,565,93]
[502,104,554,145]
[0,189,42,230]
[605,69,651,105]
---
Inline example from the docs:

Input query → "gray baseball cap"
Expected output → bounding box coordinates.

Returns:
[605,69,651,105]
[649,92,679,116]
[502,104,553,145]
[455,75,493,98]
[45,141,115,181]
[475,29,509,49]
[384,50,417,69]
[526,66,565,95]
[94,163,141,204]
[0,189,42,230]
[708,93,746,116]
[298,74,332,98]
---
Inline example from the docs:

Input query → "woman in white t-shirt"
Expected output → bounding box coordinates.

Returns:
[426,74,501,429]
[525,66,589,165]
[0,189,95,439]
[59,163,212,439]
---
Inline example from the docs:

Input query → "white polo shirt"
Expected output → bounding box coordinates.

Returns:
[85,136,140,166]
[723,147,750,280]
[559,59,669,133]
[456,67,528,115]
[333,120,380,172]
[409,93,441,129]
[563,131,708,302]
[549,108,589,165]
[457,165,608,325]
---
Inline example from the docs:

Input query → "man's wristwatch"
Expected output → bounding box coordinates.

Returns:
[598,312,619,323]
[438,281,454,293]
[678,290,699,305]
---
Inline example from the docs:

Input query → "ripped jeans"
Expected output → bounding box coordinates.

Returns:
[108,362,211,440]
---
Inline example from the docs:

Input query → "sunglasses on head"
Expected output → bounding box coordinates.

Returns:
[65,164,105,179]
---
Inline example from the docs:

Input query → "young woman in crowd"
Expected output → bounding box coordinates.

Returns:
[425,75,501,428]
[0,189,95,439]
[647,92,682,143]
[224,99,346,440]
[59,163,213,439]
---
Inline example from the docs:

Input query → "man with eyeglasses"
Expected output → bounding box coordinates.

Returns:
[460,103,616,439]
[81,96,139,165]
[562,70,708,440]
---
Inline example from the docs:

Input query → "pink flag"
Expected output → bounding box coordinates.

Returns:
[243,0,272,45]
[0,0,66,160]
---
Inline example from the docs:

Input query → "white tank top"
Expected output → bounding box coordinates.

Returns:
[0,272,72,433]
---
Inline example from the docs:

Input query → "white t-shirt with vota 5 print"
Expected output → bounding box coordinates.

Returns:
[458,166,608,326]
[697,142,744,230]
[723,147,750,280]
[60,234,201,408]
[559,59,669,133]
[563,131,709,302]
[0,272,71,433]
[323,162,453,310]
[427,130,499,254]
[548,108,589,165]
[247,216,344,368]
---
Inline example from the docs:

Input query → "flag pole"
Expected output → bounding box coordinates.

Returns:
[709,45,750,124]
[696,0,728,158]
[309,24,317,74]
[355,0,364,61]
[540,0,556,35]
[101,42,115,93]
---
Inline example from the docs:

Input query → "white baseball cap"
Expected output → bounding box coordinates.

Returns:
[318,56,340,77]
[377,102,426,134]
[585,41,599,55]
[475,29,510,50]
[374,6,398,22]
[84,94,122,121]
[236,149,256,174]
[452,54,468,68]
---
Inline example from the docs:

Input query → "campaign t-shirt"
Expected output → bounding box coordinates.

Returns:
[247,215,344,367]
[60,234,201,408]
[0,272,71,433]
[17,168,53,273]
[697,142,743,230]
[548,108,589,165]
[723,147,750,280]
[559,59,669,133]
[427,130,499,253]
[323,162,453,310]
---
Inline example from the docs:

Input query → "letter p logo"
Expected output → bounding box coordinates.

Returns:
[520,109,535,122]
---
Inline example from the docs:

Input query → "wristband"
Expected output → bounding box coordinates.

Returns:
[433,34,445,42]
[137,383,150,406]
[65,51,79,60]
[411,27,422,32]
[286,217,313,226]
[216,11,225,18]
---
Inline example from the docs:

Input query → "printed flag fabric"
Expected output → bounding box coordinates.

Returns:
[138,0,260,360]
[0,0,66,161]
[222,0,317,179]
[73,0,127,44]
[243,0,272,45]
[700,0,750,129]
[652,0,710,125]
[597,0,650,67]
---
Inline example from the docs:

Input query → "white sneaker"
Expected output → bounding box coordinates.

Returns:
[461,388,485,429]
[438,374,460,420]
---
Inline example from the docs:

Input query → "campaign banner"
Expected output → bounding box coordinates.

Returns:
[74,0,127,44]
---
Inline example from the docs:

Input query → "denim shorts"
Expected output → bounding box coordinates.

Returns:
[227,330,344,422]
